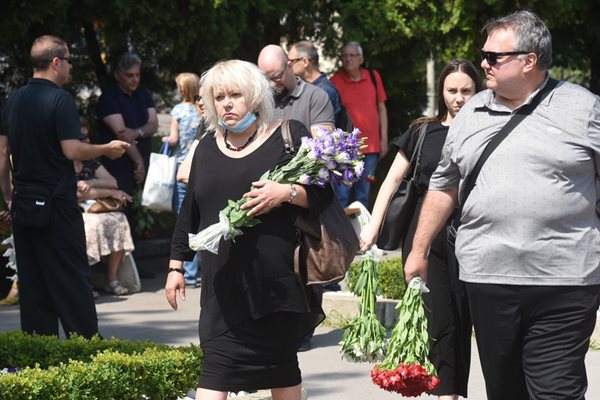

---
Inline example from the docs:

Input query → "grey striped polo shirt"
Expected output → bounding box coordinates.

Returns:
[430,77,600,286]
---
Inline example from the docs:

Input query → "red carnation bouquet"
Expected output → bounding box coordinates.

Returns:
[371,277,440,396]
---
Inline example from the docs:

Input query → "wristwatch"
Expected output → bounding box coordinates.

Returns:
[289,184,298,203]
[137,128,144,138]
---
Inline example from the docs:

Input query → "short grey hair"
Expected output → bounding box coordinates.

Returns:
[343,41,363,56]
[483,10,552,71]
[116,52,142,71]
[200,59,274,135]
[290,40,320,67]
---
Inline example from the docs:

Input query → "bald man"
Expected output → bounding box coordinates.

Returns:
[258,44,334,136]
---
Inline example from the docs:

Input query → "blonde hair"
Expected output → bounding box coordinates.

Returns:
[175,72,201,103]
[200,60,274,135]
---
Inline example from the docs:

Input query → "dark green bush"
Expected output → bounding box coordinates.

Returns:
[0,331,202,400]
[347,256,406,300]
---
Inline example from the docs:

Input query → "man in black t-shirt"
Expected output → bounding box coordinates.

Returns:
[0,35,129,338]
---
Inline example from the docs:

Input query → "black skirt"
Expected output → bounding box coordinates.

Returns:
[198,311,302,392]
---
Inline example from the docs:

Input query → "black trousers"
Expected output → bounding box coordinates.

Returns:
[13,201,98,338]
[466,282,600,400]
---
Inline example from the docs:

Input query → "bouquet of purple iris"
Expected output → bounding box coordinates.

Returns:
[189,127,365,254]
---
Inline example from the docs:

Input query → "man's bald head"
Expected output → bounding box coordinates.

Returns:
[258,45,288,71]
[257,44,296,96]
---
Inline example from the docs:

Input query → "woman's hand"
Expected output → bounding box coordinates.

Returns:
[165,262,186,310]
[77,180,91,193]
[109,190,132,205]
[359,221,379,252]
[241,180,288,216]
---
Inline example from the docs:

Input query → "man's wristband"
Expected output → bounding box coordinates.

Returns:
[167,268,184,275]
[137,128,144,138]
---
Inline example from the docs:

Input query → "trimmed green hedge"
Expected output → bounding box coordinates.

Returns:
[0,331,202,400]
[347,256,406,300]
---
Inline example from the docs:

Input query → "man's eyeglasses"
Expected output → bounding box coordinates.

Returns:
[56,56,72,65]
[480,50,530,66]
[341,53,361,59]
[267,69,286,82]
[288,57,304,64]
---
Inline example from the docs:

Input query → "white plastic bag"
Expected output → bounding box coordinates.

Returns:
[141,142,176,212]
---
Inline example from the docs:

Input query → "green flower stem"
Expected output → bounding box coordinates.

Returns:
[339,254,387,362]
[378,279,436,375]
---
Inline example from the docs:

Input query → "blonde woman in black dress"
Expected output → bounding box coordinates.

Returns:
[165,59,330,400]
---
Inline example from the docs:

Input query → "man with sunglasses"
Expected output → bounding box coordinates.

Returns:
[404,11,600,400]
[0,35,129,338]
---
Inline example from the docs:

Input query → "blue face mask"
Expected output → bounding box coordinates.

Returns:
[217,112,257,134]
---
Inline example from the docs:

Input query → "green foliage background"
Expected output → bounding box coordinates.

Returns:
[347,256,406,299]
[0,0,598,197]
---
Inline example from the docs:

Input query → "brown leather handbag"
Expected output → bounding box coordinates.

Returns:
[294,197,360,285]
[280,120,360,285]
[87,197,124,213]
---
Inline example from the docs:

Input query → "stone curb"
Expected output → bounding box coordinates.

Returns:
[322,291,399,329]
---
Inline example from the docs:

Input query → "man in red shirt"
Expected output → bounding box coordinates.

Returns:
[331,41,388,209]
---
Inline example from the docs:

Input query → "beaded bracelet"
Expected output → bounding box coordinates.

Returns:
[167,268,184,275]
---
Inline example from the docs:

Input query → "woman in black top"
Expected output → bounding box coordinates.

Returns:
[165,60,330,400]
[360,59,481,400]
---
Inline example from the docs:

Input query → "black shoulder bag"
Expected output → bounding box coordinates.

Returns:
[11,175,68,229]
[377,122,428,250]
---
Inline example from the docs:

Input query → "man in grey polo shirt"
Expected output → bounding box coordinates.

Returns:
[258,44,334,136]
[404,10,600,400]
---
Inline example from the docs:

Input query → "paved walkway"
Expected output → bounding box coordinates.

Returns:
[1,255,599,399]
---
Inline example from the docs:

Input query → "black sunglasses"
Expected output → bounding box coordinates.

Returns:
[480,50,530,66]
[57,56,72,65]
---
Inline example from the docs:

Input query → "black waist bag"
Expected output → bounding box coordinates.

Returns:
[11,185,54,229]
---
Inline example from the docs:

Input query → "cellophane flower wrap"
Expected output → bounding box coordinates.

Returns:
[371,276,440,396]
[2,235,17,283]
[189,127,365,253]
[339,246,386,362]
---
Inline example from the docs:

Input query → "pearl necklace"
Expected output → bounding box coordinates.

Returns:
[224,129,258,152]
